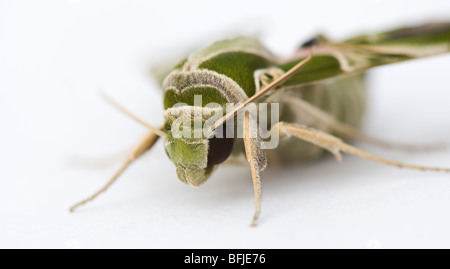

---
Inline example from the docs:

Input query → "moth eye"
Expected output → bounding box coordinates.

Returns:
[207,136,234,166]
[207,124,234,166]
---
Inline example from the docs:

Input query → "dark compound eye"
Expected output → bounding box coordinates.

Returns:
[207,124,234,166]
[207,136,234,166]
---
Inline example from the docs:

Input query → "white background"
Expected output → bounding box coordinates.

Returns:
[1,0,450,249]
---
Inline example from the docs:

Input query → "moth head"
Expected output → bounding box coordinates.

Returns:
[163,106,234,186]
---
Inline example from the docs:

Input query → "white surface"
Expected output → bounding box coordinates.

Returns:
[1,0,450,249]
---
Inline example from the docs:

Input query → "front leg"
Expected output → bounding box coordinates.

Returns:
[243,111,267,227]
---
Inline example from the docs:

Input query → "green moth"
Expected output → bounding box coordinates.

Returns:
[71,22,450,226]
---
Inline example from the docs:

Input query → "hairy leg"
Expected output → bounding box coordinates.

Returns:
[275,94,446,152]
[272,122,450,172]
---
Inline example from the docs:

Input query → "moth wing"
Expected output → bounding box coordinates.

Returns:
[278,22,450,89]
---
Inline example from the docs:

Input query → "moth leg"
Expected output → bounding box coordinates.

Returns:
[69,131,160,212]
[243,112,267,227]
[276,95,445,152]
[273,122,450,172]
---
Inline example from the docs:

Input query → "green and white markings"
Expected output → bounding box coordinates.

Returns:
[164,95,279,144]
[70,22,450,226]
[160,37,285,188]
[163,94,280,186]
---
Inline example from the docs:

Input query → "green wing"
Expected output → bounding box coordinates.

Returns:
[279,22,450,88]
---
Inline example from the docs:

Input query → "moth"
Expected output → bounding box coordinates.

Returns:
[70,22,450,226]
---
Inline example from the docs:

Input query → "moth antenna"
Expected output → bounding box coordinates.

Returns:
[69,131,160,212]
[212,50,314,130]
[69,155,133,212]
[101,92,166,137]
